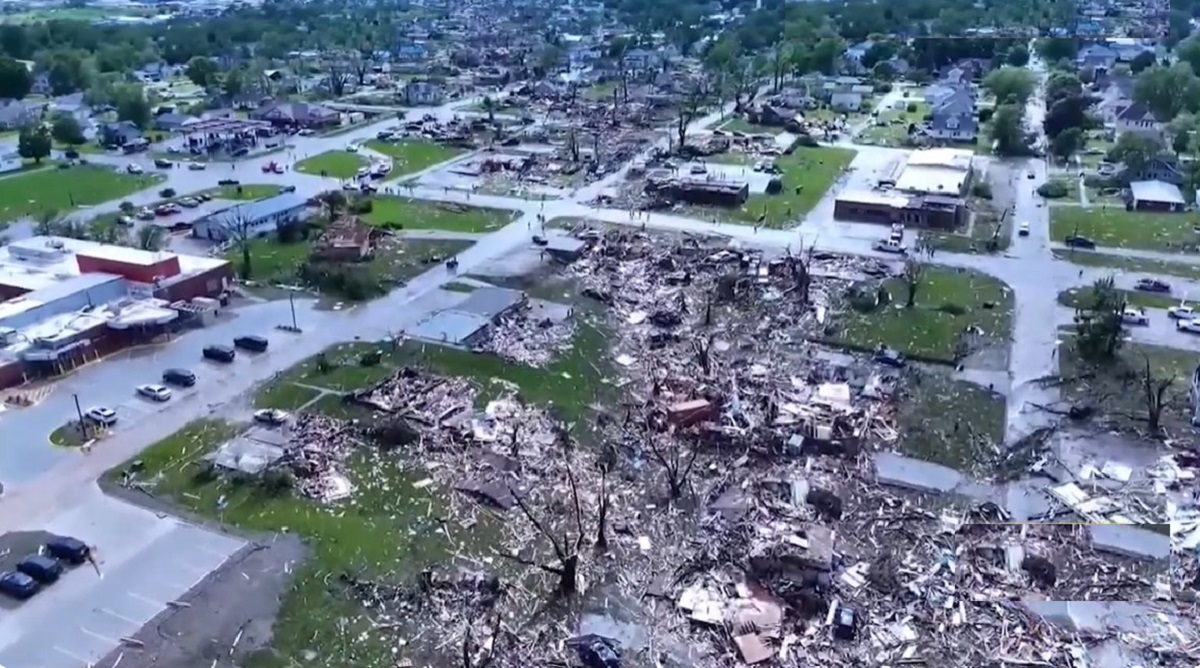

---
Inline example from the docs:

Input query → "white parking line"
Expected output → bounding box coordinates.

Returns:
[54,646,90,665]
[126,591,162,607]
[98,607,140,625]
[194,543,235,560]
[81,626,117,643]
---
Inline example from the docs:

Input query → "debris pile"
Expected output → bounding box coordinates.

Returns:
[349,367,477,427]
[482,306,576,367]
[285,413,360,503]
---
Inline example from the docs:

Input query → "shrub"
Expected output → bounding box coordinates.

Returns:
[935,302,967,316]
[978,108,994,123]
[1037,181,1069,198]
[349,197,374,214]
[971,181,993,199]
[905,102,918,113]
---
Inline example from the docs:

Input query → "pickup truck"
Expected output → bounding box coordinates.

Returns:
[1177,319,1200,334]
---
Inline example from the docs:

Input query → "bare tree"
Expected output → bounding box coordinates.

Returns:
[136,224,165,251]
[504,458,585,596]
[1141,356,1175,434]
[327,62,349,97]
[645,431,699,500]
[595,466,610,551]
[227,211,257,279]
[675,80,709,150]
[902,259,925,308]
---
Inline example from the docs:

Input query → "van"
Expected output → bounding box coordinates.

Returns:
[162,368,197,387]
[203,345,236,363]
[233,335,269,353]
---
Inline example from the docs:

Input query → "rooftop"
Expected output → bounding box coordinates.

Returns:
[0,237,226,293]
[200,192,310,230]
[905,147,974,172]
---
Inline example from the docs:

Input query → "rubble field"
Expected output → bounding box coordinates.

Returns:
[112,228,1198,668]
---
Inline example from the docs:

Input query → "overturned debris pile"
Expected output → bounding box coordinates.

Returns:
[482,306,576,367]
[286,413,360,503]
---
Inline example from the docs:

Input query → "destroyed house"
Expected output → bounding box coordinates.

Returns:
[651,176,749,207]
[407,287,528,347]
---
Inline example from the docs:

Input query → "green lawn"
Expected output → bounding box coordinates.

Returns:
[201,184,283,201]
[1050,206,1199,252]
[732,146,857,228]
[294,151,368,179]
[118,322,611,666]
[1058,339,1197,433]
[896,371,1006,474]
[860,102,929,146]
[1051,249,1200,281]
[1058,286,1180,311]
[253,383,322,411]
[362,140,466,179]
[831,267,1013,363]
[0,165,159,219]
[363,196,511,233]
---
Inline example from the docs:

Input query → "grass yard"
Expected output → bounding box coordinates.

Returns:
[0,165,160,219]
[859,101,929,146]
[253,383,323,411]
[1057,338,1197,433]
[732,146,857,228]
[926,203,1011,254]
[1050,206,1200,252]
[896,371,1006,474]
[294,151,368,179]
[363,196,511,233]
[1057,286,1179,311]
[201,184,283,201]
[832,267,1013,364]
[719,117,785,135]
[363,140,466,179]
[1051,249,1200,281]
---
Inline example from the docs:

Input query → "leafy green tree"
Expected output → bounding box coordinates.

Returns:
[1178,40,1200,77]
[982,67,1035,105]
[0,56,31,99]
[50,114,85,146]
[1107,132,1163,172]
[1035,38,1077,63]
[1133,64,1200,122]
[1073,277,1125,362]
[989,104,1027,156]
[184,56,218,88]
[1005,45,1029,67]
[113,84,151,129]
[17,126,50,163]
[1050,127,1082,162]
[1130,50,1157,74]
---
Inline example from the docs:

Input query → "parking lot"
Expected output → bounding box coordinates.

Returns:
[0,495,244,668]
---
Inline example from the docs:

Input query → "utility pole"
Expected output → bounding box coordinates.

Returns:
[288,291,298,331]
[72,392,85,436]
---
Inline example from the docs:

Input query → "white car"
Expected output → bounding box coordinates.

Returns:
[1178,319,1200,334]
[346,143,359,152]
[1018,221,1030,236]
[873,238,907,254]
[1121,308,1149,326]
[1168,305,1195,320]
[136,384,172,402]
[85,406,117,425]
[188,162,207,171]
[125,164,143,174]
[254,408,290,425]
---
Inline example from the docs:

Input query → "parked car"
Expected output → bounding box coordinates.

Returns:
[1135,278,1171,293]
[532,235,548,246]
[1026,171,1035,179]
[1064,235,1095,249]
[217,179,239,186]
[44,535,89,565]
[85,406,117,425]
[0,571,39,600]
[233,335,269,352]
[136,209,155,221]
[136,384,172,401]
[125,163,143,174]
[162,368,197,387]
[1177,319,1200,334]
[281,184,296,193]
[1168,305,1195,320]
[17,554,63,584]
[153,158,173,168]
[197,192,213,202]
[872,238,907,254]
[1121,308,1149,326]
[1018,221,1030,236]
[64,149,79,159]
[254,408,290,425]
[187,162,207,170]
[202,345,236,363]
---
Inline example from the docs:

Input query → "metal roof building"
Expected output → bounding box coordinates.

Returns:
[192,192,309,242]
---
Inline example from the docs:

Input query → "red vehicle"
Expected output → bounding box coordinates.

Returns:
[261,161,284,174]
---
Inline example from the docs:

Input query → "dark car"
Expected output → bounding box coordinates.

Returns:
[1135,278,1171,293]
[1064,235,1096,249]
[532,235,548,246]
[0,571,39,600]
[872,345,906,368]
[64,149,79,159]
[162,368,197,387]
[217,178,239,186]
[44,535,89,565]
[153,158,173,168]
[203,344,236,363]
[17,554,63,584]
[233,335,269,352]
[281,184,296,193]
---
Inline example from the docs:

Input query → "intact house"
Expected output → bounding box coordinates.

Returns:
[1126,180,1186,212]
[1115,102,1164,141]
[403,79,444,105]
[1077,44,1118,76]
[1120,156,1183,185]
[830,91,863,112]
[98,121,147,151]
[921,85,978,144]
[0,100,37,131]
[249,101,341,130]
[1093,72,1135,125]
[153,111,194,133]
[192,192,309,242]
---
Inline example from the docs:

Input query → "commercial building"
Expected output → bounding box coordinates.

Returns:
[0,236,231,389]
[408,287,527,346]
[834,148,973,230]
[882,148,975,197]
[191,192,309,242]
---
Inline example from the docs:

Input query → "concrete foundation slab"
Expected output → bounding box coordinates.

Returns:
[872,452,963,493]
[1088,524,1170,561]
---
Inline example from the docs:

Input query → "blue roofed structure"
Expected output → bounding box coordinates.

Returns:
[191,192,309,242]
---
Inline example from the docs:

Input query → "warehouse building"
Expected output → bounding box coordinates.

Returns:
[833,190,966,230]
[879,148,975,196]
[0,236,231,389]
[191,191,309,242]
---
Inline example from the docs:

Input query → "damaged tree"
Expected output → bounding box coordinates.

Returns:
[1141,355,1175,434]
[675,80,709,151]
[645,431,699,500]
[901,259,924,308]
[504,457,585,596]
[1073,277,1125,362]
[595,466,610,551]
[326,62,349,98]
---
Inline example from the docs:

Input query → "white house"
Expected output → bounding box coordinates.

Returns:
[0,146,20,173]
[1115,102,1164,140]
[404,80,444,106]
